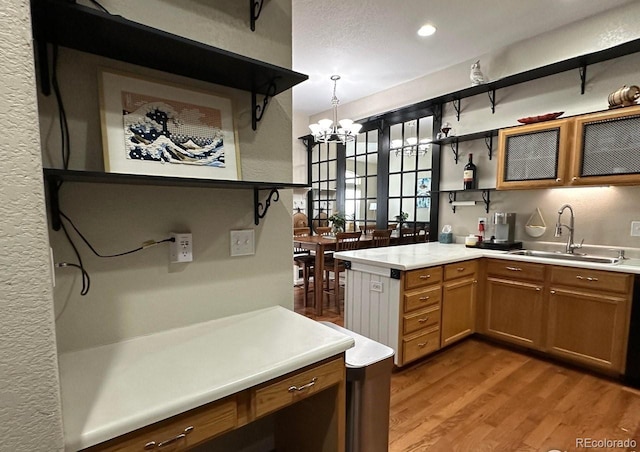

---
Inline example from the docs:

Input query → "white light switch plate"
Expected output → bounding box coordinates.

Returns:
[230,229,255,256]
[631,221,640,237]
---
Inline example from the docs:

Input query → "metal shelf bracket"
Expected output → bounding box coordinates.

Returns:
[488,88,496,114]
[251,80,278,130]
[254,187,280,225]
[453,99,461,121]
[579,64,587,95]
[481,189,491,213]
[448,192,457,213]
[249,0,265,32]
[450,139,459,164]
[484,135,494,160]
[47,177,62,231]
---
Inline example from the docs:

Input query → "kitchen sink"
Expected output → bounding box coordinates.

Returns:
[507,249,621,264]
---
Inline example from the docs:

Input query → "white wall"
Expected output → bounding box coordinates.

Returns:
[308,2,640,253]
[40,0,296,353]
[0,0,64,450]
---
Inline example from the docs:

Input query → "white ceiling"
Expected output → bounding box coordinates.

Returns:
[292,0,635,117]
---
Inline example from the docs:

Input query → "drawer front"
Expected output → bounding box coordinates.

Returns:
[404,285,441,313]
[403,305,440,335]
[405,266,442,290]
[254,358,344,418]
[88,396,237,451]
[444,260,478,281]
[402,328,440,364]
[486,259,545,282]
[550,266,631,294]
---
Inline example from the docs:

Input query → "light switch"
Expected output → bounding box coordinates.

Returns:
[631,221,640,237]
[230,229,255,256]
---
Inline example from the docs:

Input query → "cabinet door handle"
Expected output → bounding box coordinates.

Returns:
[457,267,465,272]
[576,275,599,282]
[419,275,431,279]
[145,426,194,449]
[418,317,429,323]
[288,377,318,393]
[419,296,430,301]
[572,177,577,181]
[556,178,562,182]
[505,266,522,271]
[417,341,429,348]
[550,290,556,294]
[535,287,541,291]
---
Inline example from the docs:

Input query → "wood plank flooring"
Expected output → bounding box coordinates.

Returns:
[293,286,640,452]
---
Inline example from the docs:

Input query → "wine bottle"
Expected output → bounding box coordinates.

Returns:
[463,153,477,189]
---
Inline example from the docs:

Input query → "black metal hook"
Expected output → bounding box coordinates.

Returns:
[250,0,265,32]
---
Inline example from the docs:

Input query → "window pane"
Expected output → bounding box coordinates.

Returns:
[389,153,401,173]
[328,142,337,160]
[345,159,356,174]
[346,139,356,157]
[390,123,402,150]
[367,153,378,176]
[366,176,377,197]
[401,199,415,222]
[418,116,433,142]
[368,130,378,149]
[403,172,416,197]
[389,174,401,197]
[403,153,417,171]
[312,144,320,163]
[388,198,400,222]
[319,162,328,180]
[328,161,337,180]
[417,147,432,170]
[416,204,430,221]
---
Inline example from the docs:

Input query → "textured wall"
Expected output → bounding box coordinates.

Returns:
[0,0,64,451]
[41,0,296,353]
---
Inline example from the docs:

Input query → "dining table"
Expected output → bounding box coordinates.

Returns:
[293,234,377,315]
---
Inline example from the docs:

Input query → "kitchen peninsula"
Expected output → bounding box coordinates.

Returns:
[58,307,354,451]
[334,243,639,381]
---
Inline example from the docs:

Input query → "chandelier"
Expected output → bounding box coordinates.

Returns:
[309,75,362,143]
[391,120,431,157]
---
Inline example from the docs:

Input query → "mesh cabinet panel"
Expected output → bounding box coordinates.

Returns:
[581,114,640,176]
[505,129,559,181]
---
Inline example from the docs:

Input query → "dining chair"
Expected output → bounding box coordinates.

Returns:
[315,226,332,236]
[293,227,314,307]
[358,224,376,234]
[400,227,417,245]
[323,231,362,315]
[371,229,392,247]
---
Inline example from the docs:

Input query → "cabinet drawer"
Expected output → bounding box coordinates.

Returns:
[444,260,478,281]
[550,266,631,294]
[402,328,440,363]
[403,305,440,335]
[254,358,343,418]
[404,285,441,312]
[87,396,237,451]
[404,266,442,290]
[487,259,545,282]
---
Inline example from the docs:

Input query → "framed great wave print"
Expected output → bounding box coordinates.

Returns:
[99,70,240,180]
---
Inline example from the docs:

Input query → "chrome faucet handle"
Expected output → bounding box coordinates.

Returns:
[609,248,626,259]
[569,239,584,251]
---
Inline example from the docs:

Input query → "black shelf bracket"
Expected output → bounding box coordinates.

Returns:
[36,40,51,96]
[488,88,496,114]
[481,189,491,213]
[47,177,62,231]
[450,139,459,164]
[448,191,457,213]
[579,64,587,95]
[484,135,494,160]
[254,187,280,225]
[453,99,461,121]
[249,0,265,32]
[251,80,278,130]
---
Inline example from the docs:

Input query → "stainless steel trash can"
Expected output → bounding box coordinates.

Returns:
[320,322,395,452]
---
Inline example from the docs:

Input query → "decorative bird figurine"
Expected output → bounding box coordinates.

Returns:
[470,60,486,86]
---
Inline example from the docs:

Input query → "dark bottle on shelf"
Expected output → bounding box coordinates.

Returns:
[463,153,477,190]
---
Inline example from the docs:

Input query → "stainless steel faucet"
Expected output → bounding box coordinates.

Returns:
[554,204,583,254]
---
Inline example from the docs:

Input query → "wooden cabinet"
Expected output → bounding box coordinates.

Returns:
[85,357,346,452]
[399,266,442,366]
[497,106,640,190]
[570,105,640,186]
[484,259,545,349]
[441,261,478,347]
[547,266,632,373]
[496,118,573,190]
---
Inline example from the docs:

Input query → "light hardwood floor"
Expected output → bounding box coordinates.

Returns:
[293,286,640,452]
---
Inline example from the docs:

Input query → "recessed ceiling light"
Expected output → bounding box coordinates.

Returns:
[417,24,436,37]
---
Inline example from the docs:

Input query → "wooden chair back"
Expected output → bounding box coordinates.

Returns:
[335,231,362,251]
[371,229,392,247]
[315,226,332,236]
[358,224,376,234]
[293,227,311,255]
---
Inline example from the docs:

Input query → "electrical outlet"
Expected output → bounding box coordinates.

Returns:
[631,221,640,237]
[170,232,193,263]
[370,280,383,292]
[230,229,255,256]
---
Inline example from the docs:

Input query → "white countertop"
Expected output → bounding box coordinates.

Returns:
[58,306,355,451]
[334,242,640,274]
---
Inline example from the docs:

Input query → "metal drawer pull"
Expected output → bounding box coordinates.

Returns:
[418,341,429,348]
[418,317,429,323]
[419,296,430,301]
[536,287,541,291]
[145,426,194,449]
[576,275,598,281]
[419,274,431,279]
[288,377,317,393]
[457,267,465,272]
[505,266,522,271]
